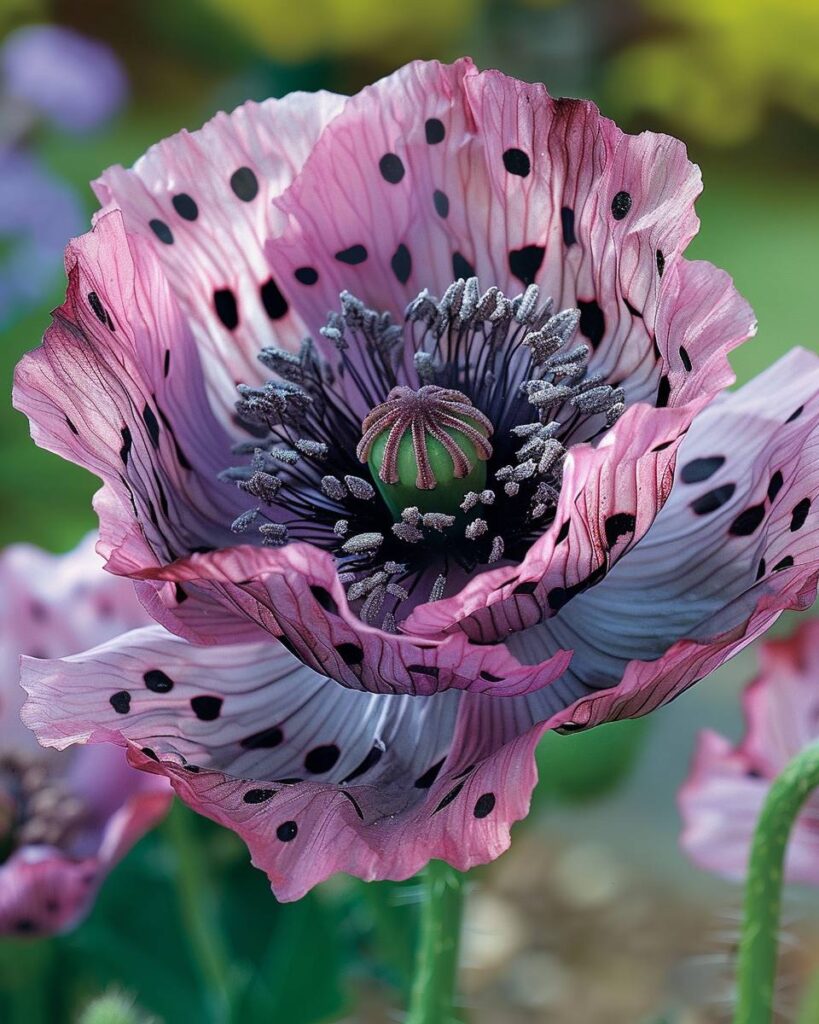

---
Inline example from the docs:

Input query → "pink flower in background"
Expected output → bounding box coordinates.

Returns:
[14,59,819,898]
[680,620,819,885]
[0,537,170,936]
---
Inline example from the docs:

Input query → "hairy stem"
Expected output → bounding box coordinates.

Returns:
[734,741,819,1024]
[405,860,465,1024]
[164,804,233,1023]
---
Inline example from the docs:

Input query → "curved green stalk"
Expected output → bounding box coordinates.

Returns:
[734,742,819,1024]
[164,804,233,1024]
[405,860,466,1024]
[797,968,819,1024]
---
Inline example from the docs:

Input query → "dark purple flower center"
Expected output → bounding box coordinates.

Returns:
[225,277,625,625]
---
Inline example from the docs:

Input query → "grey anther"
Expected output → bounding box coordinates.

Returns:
[421,512,456,532]
[341,532,384,555]
[429,574,447,602]
[231,509,259,533]
[344,475,375,500]
[321,475,347,501]
[259,522,289,546]
[465,518,488,540]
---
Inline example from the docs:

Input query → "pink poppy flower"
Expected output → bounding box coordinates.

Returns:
[0,536,170,935]
[15,59,819,900]
[680,620,819,885]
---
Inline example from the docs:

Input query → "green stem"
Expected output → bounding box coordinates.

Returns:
[164,804,233,1024]
[734,741,819,1024]
[405,860,466,1024]
[797,969,819,1024]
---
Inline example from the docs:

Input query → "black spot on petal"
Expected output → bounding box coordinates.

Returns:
[611,191,632,220]
[141,747,159,762]
[691,484,736,515]
[773,555,795,572]
[415,758,445,789]
[578,299,605,349]
[561,206,576,246]
[479,670,503,682]
[163,349,171,377]
[340,791,364,818]
[433,189,449,218]
[379,153,405,184]
[214,288,239,329]
[433,780,465,813]
[144,669,174,693]
[243,788,276,804]
[408,664,440,677]
[142,404,160,449]
[305,744,340,774]
[335,245,368,266]
[473,793,496,818]
[625,299,643,318]
[342,745,383,782]
[172,193,198,221]
[728,504,766,536]
[509,245,545,287]
[230,166,258,202]
[502,148,530,177]
[605,512,636,547]
[679,345,692,371]
[656,375,671,408]
[66,417,79,435]
[681,456,725,483]
[241,725,284,749]
[260,278,288,320]
[277,820,298,842]
[149,219,173,244]
[656,249,665,277]
[791,498,811,532]
[88,291,107,324]
[336,642,364,665]
[768,471,784,502]
[787,406,804,423]
[391,243,412,284]
[294,266,318,285]
[512,580,538,595]
[452,252,475,280]
[756,558,767,580]
[190,695,223,721]
[547,564,607,612]
[425,118,445,144]
[310,586,338,614]
[119,426,132,465]
[555,520,571,544]
[109,690,131,714]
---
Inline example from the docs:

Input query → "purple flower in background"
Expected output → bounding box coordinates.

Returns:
[0,24,127,324]
[14,59,819,900]
[1,24,127,134]
[0,149,84,323]
[680,620,819,885]
[0,536,170,936]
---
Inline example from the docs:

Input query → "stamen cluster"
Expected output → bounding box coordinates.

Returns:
[224,278,626,624]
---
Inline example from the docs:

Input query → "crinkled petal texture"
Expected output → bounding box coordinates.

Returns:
[679,620,819,886]
[23,629,542,900]
[14,59,756,698]
[0,536,171,936]
[21,354,819,898]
